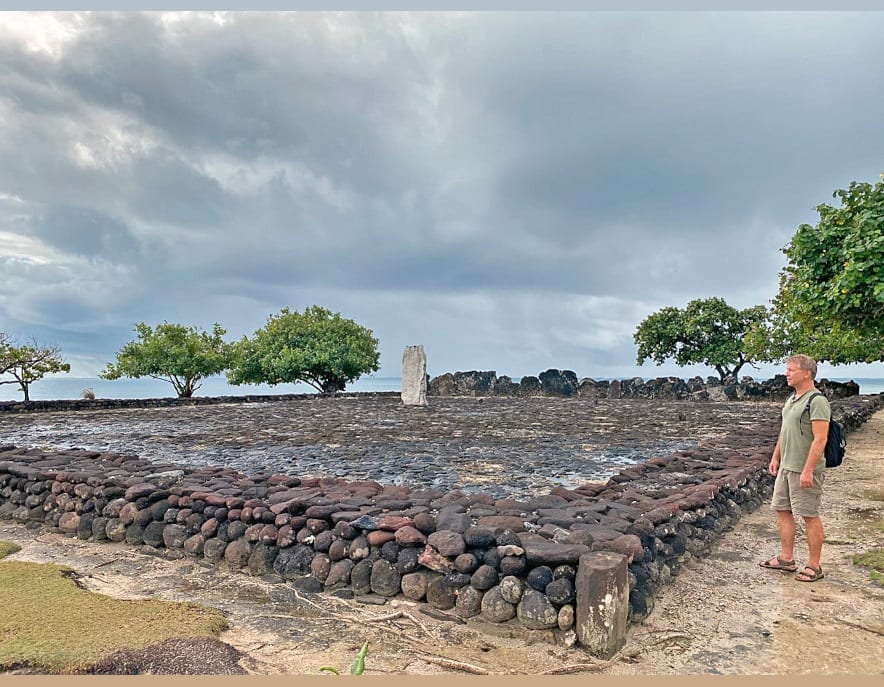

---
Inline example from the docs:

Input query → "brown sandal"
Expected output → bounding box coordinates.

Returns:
[795,565,824,582]
[759,555,797,572]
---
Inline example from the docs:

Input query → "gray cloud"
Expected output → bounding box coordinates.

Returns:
[32,206,138,259]
[0,11,882,382]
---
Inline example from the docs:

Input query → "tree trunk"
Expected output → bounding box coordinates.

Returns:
[321,379,345,394]
[22,384,29,402]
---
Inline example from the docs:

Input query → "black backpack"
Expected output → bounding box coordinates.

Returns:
[803,391,847,468]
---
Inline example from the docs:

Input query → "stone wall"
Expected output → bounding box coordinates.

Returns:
[428,370,862,402]
[1,394,881,656]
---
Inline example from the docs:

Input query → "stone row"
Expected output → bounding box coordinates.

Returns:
[0,391,398,415]
[1,394,881,656]
[428,369,861,401]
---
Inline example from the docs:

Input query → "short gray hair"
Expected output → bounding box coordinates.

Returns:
[788,354,817,379]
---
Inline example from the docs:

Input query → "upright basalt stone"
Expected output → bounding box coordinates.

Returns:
[518,376,541,396]
[401,345,429,407]
[538,369,579,397]
[575,552,629,658]
[428,371,496,396]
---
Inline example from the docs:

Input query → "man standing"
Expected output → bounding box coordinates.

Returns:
[759,354,830,582]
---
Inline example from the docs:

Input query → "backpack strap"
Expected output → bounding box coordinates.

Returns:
[800,391,830,436]
[803,391,825,417]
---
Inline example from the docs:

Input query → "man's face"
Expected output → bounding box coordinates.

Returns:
[785,362,810,387]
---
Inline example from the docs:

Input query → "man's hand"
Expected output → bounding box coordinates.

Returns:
[799,469,814,488]
[769,456,779,477]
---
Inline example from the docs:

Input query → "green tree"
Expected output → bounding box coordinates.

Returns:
[101,322,231,398]
[759,177,884,363]
[0,335,71,402]
[634,297,770,381]
[228,306,380,393]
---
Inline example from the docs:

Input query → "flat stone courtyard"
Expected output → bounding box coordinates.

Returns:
[0,395,781,499]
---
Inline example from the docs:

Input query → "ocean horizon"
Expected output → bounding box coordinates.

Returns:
[1,374,882,402]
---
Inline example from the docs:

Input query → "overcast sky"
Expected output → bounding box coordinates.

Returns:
[1,11,882,385]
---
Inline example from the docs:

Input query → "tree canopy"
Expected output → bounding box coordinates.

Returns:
[227,306,380,393]
[101,322,231,398]
[0,334,71,402]
[634,297,770,381]
[758,178,884,363]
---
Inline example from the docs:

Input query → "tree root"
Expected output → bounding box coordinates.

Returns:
[541,630,694,674]
[836,618,884,637]
[540,647,642,675]
[408,651,492,675]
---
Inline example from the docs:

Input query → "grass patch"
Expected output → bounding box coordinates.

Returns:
[0,540,22,559]
[0,560,227,673]
[852,548,884,584]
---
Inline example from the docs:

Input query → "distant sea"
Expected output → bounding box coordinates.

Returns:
[0,376,402,401]
[1,375,882,402]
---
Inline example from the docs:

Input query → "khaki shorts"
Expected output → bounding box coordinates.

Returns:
[771,469,825,518]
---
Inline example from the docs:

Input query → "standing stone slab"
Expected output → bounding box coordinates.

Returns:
[401,346,428,406]
[574,552,629,659]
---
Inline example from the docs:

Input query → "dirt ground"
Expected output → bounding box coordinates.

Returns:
[2,409,882,675]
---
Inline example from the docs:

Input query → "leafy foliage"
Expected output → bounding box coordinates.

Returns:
[0,334,71,402]
[852,548,884,585]
[764,178,884,363]
[228,306,380,393]
[634,297,770,381]
[101,322,231,398]
[319,641,369,675]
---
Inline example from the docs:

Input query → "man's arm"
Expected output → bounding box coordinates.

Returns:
[769,438,781,476]
[800,420,828,488]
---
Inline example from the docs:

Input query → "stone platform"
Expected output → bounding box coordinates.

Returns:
[2,393,881,656]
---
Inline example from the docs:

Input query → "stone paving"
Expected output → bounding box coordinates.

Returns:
[0,395,779,499]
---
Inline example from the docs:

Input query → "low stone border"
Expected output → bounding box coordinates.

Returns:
[0,391,398,415]
[1,394,881,657]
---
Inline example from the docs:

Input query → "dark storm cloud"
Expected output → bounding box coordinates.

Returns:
[32,206,138,259]
[452,13,884,232]
[1,11,883,378]
[51,14,439,192]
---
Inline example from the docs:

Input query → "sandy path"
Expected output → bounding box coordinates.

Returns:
[2,408,882,675]
[606,407,884,675]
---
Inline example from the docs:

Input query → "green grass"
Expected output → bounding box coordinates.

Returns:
[0,558,228,673]
[852,548,884,584]
[0,540,22,559]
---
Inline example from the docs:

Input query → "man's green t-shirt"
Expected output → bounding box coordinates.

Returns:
[779,389,831,473]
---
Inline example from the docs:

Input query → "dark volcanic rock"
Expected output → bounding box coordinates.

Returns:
[470,564,499,591]
[248,543,278,576]
[526,565,554,591]
[517,589,559,630]
[427,530,466,557]
[455,586,484,618]
[351,559,373,595]
[370,559,401,597]
[426,576,457,610]
[480,586,516,622]
[545,577,576,605]
[224,538,252,569]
